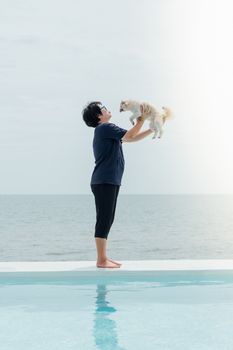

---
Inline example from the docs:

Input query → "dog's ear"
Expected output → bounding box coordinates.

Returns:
[140,104,144,114]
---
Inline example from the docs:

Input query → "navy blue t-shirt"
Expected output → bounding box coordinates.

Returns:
[90,122,128,186]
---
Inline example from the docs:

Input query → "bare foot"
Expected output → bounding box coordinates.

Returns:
[96,259,121,268]
[107,257,122,266]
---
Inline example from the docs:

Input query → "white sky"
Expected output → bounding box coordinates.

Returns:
[0,0,232,194]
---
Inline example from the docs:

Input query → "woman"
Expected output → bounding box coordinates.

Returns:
[82,101,153,268]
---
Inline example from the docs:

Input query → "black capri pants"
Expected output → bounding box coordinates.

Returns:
[91,183,120,240]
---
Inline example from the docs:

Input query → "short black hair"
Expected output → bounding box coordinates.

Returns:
[82,101,103,128]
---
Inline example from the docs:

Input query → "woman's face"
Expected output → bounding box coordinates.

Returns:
[98,105,112,123]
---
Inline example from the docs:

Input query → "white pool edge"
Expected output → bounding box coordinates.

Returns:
[1,260,233,272]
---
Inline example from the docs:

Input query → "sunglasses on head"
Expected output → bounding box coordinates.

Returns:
[100,105,107,111]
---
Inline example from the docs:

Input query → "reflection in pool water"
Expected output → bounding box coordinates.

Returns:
[93,284,126,350]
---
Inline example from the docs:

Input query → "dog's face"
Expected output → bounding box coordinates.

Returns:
[120,100,130,112]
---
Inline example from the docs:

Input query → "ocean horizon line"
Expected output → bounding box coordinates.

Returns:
[0,193,232,196]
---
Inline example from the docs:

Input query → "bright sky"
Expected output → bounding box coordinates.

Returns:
[0,0,232,194]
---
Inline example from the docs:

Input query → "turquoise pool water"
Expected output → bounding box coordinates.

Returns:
[0,271,233,350]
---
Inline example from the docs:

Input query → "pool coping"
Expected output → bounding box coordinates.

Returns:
[1,260,233,272]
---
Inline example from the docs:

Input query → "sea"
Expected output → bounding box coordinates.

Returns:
[0,194,232,261]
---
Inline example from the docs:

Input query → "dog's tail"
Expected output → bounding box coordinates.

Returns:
[162,107,173,123]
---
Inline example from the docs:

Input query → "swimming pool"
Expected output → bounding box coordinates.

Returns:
[1,260,233,350]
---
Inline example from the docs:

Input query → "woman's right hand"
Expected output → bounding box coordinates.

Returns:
[136,116,145,123]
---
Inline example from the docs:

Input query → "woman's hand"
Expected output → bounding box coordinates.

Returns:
[136,116,145,123]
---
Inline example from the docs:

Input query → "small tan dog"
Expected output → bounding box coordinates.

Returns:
[120,99,173,139]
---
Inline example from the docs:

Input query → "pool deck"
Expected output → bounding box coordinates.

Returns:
[1,260,233,272]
